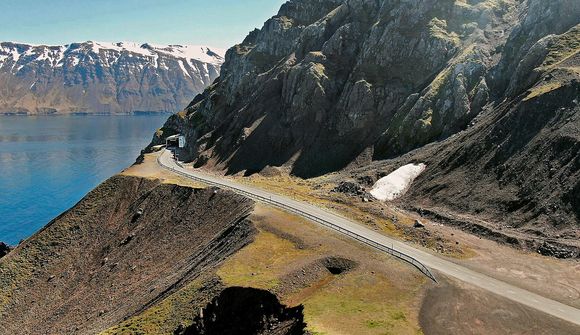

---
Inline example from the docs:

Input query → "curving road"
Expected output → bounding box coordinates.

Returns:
[158,150,580,326]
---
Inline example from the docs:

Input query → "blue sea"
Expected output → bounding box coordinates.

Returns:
[0,114,168,245]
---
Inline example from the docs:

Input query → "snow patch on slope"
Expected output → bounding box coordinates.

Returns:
[178,60,190,78]
[370,163,426,201]
[89,42,225,65]
[0,41,226,76]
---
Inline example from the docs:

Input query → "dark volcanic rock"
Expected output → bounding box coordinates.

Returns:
[414,220,426,229]
[178,287,306,335]
[332,181,364,196]
[537,241,579,259]
[0,242,11,258]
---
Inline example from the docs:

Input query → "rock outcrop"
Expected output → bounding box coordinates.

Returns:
[178,287,306,335]
[0,42,224,114]
[0,242,10,259]
[151,0,579,239]
[355,0,580,247]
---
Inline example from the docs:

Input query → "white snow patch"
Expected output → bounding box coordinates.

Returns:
[89,41,225,65]
[178,60,190,77]
[370,163,426,201]
[12,50,21,63]
[157,44,226,65]
[0,41,225,71]
[71,56,80,66]
[150,53,159,68]
[157,58,169,70]
[4,46,23,71]
[23,48,35,57]
[54,46,67,66]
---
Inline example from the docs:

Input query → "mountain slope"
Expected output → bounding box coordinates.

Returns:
[150,0,579,244]
[0,41,225,114]
[0,176,255,334]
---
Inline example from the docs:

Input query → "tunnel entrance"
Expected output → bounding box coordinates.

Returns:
[166,134,181,149]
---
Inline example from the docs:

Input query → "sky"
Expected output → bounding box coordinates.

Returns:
[0,0,287,49]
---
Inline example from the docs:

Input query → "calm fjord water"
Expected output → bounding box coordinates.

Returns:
[0,114,168,245]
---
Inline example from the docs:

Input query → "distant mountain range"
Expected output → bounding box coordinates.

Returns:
[0,41,225,114]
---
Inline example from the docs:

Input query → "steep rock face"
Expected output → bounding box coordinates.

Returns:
[0,42,224,114]
[151,0,579,236]
[153,0,522,177]
[350,7,580,244]
[0,176,255,335]
[405,45,580,244]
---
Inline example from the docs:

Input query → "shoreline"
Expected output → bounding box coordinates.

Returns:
[0,111,173,116]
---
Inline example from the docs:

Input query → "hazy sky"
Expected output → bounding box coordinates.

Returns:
[0,0,287,48]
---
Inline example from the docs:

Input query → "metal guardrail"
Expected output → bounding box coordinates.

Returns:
[157,153,437,282]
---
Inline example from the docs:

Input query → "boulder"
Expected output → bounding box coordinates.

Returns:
[0,242,12,258]
[413,220,425,229]
[332,181,364,196]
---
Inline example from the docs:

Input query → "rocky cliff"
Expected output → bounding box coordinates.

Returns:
[0,42,224,114]
[151,0,579,241]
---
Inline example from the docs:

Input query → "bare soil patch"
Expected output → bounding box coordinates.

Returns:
[420,276,580,335]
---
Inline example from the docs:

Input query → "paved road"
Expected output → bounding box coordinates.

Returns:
[158,150,580,326]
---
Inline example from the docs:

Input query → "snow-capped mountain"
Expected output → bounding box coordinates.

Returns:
[0,41,225,114]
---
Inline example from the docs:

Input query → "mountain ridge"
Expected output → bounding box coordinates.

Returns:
[0,41,225,114]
